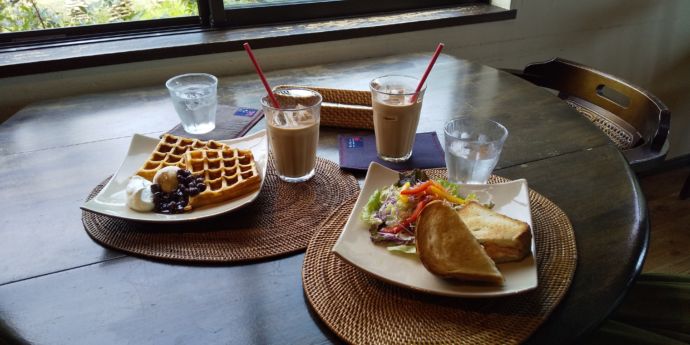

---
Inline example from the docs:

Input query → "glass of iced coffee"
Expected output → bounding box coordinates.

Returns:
[370,75,426,162]
[261,87,322,183]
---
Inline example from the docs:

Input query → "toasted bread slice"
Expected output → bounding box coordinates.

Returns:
[457,201,532,263]
[416,201,504,285]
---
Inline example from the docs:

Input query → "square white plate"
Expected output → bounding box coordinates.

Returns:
[332,162,537,297]
[81,130,268,223]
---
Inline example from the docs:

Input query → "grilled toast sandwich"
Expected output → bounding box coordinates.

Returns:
[416,201,504,285]
[457,201,532,263]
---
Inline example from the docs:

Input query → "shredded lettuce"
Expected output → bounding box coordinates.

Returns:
[362,176,481,251]
[434,179,484,205]
[386,244,417,255]
[360,189,382,225]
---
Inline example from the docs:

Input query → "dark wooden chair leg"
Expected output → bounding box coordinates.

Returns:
[681,173,690,200]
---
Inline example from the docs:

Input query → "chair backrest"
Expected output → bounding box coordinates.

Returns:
[515,58,670,169]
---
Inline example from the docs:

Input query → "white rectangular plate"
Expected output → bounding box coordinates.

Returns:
[332,162,538,298]
[81,130,268,223]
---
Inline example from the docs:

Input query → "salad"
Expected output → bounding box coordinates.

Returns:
[360,169,476,254]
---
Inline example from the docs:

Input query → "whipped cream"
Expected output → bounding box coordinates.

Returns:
[126,176,155,212]
[153,166,180,193]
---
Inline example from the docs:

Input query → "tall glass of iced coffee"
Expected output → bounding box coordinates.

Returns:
[370,75,426,162]
[261,87,322,183]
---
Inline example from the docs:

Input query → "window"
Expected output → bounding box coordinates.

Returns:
[1,0,200,46]
[0,1,515,76]
[1,0,198,32]
[1,0,477,44]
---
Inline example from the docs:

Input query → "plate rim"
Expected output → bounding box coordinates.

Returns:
[80,130,268,223]
[331,161,538,298]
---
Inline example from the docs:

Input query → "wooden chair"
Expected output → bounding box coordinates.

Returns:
[507,58,670,173]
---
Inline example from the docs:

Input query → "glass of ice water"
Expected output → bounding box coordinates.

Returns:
[444,117,508,184]
[165,73,218,134]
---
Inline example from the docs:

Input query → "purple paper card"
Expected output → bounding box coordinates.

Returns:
[338,132,446,171]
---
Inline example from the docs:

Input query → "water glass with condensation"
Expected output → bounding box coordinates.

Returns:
[444,117,508,184]
[166,73,218,135]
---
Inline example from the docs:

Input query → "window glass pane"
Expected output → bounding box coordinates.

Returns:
[0,0,198,33]
[220,0,472,28]
[223,0,315,9]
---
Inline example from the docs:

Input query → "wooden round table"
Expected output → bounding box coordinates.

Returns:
[0,53,647,344]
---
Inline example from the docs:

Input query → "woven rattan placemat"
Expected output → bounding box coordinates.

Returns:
[302,173,577,345]
[82,157,359,263]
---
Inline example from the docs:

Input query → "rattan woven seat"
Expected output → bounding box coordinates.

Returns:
[507,58,670,172]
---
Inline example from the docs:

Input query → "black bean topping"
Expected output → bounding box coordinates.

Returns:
[152,170,197,214]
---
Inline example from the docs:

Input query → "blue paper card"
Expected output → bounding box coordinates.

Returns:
[338,132,446,171]
[234,107,258,117]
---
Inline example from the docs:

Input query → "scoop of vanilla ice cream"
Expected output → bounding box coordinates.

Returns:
[153,166,180,193]
[126,176,155,212]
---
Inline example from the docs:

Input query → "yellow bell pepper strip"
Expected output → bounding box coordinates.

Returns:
[400,180,433,195]
[429,180,466,204]
[399,181,411,203]
[426,185,444,199]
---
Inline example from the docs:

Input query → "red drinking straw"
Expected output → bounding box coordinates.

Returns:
[411,43,444,102]
[243,42,281,108]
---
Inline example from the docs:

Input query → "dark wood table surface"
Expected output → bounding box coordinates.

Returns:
[0,53,647,345]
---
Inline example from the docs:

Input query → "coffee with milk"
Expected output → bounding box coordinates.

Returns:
[262,88,322,183]
[370,75,425,162]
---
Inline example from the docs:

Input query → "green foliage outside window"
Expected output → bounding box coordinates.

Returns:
[0,0,199,33]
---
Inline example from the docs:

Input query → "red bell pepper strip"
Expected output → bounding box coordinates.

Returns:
[407,196,431,223]
[381,225,404,234]
[400,180,433,195]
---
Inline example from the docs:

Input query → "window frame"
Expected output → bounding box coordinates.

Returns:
[216,0,478,27]
[1,0,481,45]
[0,1,516,77]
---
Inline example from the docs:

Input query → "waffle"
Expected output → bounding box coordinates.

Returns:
[184,148,261,208]
[136,134,229,181]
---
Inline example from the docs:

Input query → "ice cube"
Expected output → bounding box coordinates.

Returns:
[275,113,287,126]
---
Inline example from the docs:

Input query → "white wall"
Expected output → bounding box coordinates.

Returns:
[2,0,689,158]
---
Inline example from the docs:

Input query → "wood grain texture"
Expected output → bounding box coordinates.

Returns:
[640,166,690,274]
[0,54,646,344]
[0,137,133,284]
[0,255,335,345]
[496,146,647,344]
